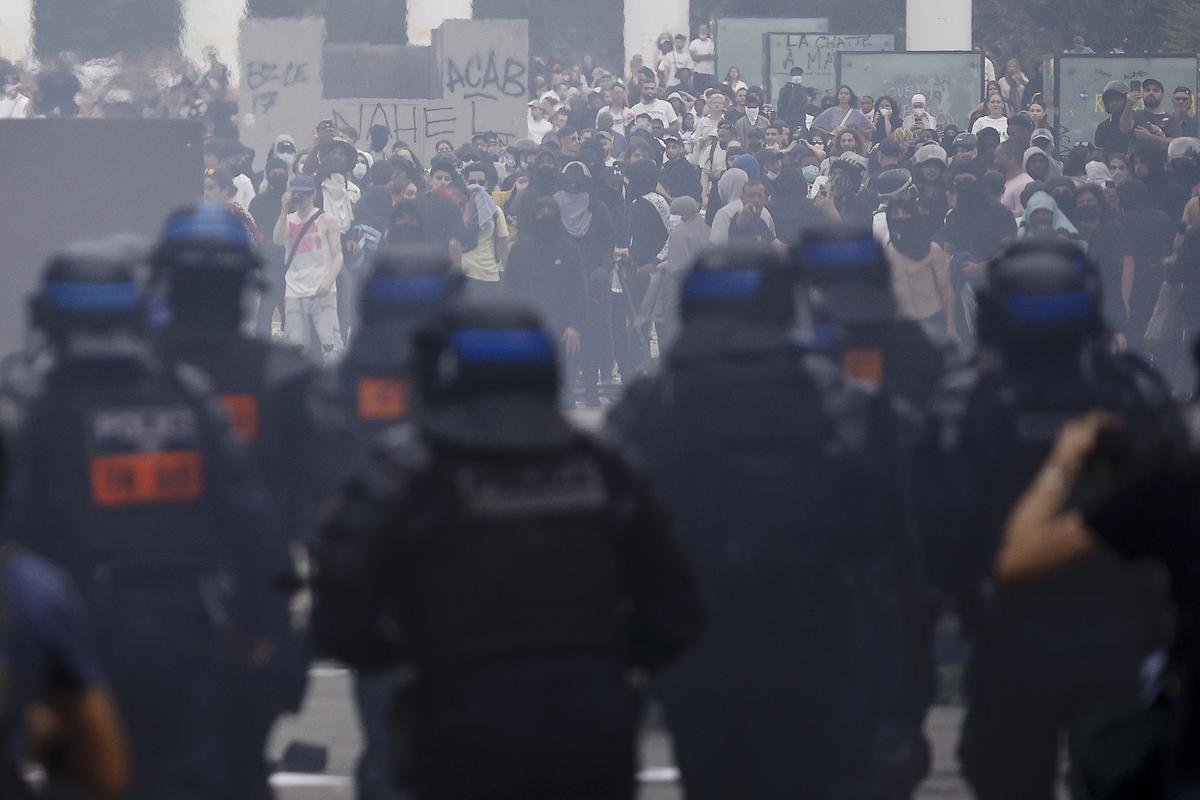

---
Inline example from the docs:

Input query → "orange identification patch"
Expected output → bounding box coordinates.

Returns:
[220,394,260,442]
[842,348,884,387]
[358,378,409,420]
[90,451,205,507]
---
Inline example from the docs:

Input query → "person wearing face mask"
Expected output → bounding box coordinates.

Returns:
[385,200,427,245]
[777,68,813,133]
[943,165,1018,339]
[901,94,934,132]
[661,134,703,202]
[351,151,372,187]
[460,162,511,300]
[1073,183,1134,339]
[886,199,959,345]
[1118,179,1174,352]
[1043,176,1079,221]
[249,158,291,339]
[554,161,616,406]
[504,197,587,405]
[734,91,771,143]
[517,155,563,235]
[1018,191,1087,255]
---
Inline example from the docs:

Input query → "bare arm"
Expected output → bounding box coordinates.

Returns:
[1119,91,1139,134]
[33,689,130,800]
[933,246,959,342]
[317,216,343,294]
[273,193,291,247]
[995,414,1109,585]
[1121,254,1135,319]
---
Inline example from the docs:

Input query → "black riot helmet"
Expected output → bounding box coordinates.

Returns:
[151,203,260,330]
[411,302,571,449]
[358,245,465,328]
[796,224,897,324]
[31,239,148,352]
[679,244,798,327]
[975,238,1101,355]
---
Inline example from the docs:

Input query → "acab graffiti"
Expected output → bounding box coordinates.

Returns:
[444,50,527,99]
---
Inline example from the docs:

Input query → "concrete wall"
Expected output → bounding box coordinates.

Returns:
[239,17,528,166]
[407,0,473,46]
[905,0,971,51]
[714,17,830,90]
[624,0,689,75]
[0,0,33,62]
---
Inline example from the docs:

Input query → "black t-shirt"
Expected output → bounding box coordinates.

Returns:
[1095,117,1130,155]
[1081,221,1133,330]
[417,191,468,256]
[944,198,1017,260]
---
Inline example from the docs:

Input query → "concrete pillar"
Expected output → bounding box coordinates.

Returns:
[906,0,971,51]
[0,0,33,63]
[183,0,247,82]
[624,0,689,75]
[407,0,472,46]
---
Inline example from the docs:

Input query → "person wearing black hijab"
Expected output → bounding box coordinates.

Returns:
[555,162,617,407]
[517,151,563,233]
[768,167,820,244]
[1118,179,1175,351]
[505,197,587,405]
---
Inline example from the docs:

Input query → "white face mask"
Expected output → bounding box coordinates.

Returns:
[278,152,296,167]
[790,77,803,85]
[765,171,779,181]
[352,163,368,180]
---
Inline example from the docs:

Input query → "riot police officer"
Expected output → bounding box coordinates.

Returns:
[280,245,464,800]
[150,203,314,799]
[311,302,705,800]
[606,244,932,799]
[925,238,1182,800]
[3,240,288,800]
[797,224,948,413]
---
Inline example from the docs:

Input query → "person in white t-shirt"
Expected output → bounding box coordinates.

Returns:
[971,93,1010,141]
[659,35,695,89]
[631,80,680,130]
[597,84,636,131]
[273,175,344,360]
[689,23,717,92]
[528,101,553,144]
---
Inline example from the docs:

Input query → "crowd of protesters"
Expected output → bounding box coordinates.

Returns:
[7,31,1200,396]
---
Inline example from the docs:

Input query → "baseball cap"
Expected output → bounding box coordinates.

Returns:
[912,93,927,106]
[1103,80,1129,97]
[874,168,913,199]
[952,132,978,148]
[287,175,317,193]
[1031,128,1055,143]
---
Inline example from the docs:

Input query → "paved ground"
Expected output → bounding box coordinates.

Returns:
[270,667,973,800]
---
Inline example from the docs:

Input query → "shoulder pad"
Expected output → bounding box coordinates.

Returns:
[1110,351,1176,409]
[799,353,877,454]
